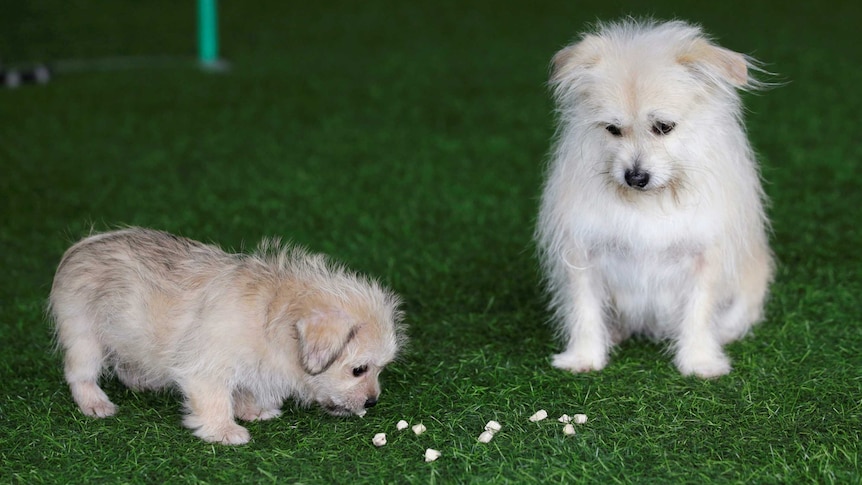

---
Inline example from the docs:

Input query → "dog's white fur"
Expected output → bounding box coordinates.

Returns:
[50,228,406,444]
[537,19,773,378]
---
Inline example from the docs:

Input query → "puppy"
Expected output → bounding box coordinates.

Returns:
[536,19,774,378]
[50,227,406,444]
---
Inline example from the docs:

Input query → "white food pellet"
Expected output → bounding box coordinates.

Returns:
[572,413,588,424]
[484,420,502,433]
[372,433,387,447]
[477,430,495,443]
[396,420,409,431]
[412,423,427,435]
[563,423,576,436]
[528,409,548,422]
[424,448,442,462]
[356,410,367,418]
[558,414,571,424]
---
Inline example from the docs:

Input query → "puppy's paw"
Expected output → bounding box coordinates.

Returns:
[236,407,282,422]
[233,393,282,421]
[675,352,731,379]
[552,349,607,373]
[192,422,252,445]
[70,382,118,418]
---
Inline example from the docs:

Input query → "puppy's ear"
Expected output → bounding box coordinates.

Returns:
[296,311,357,375]
[550,35,602,84]
[677,39,749,87]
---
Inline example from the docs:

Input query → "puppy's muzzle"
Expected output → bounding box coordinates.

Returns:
[624,166,650,189]
[364,397,378,409]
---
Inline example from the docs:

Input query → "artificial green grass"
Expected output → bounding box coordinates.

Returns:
[2,1,860,483]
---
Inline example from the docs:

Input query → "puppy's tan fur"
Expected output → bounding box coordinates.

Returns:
[50,228,406,445]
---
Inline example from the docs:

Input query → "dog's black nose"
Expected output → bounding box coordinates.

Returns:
[364,397,378,409]
[624,167,650,189]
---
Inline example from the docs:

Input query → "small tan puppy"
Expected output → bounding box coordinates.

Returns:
[50,228,406,444]
[537,19,773,378]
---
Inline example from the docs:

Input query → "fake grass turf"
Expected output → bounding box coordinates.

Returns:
[2,1,860,483]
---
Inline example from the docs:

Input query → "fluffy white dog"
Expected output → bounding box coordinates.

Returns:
[50,228,406,444]
[536,19,774,378]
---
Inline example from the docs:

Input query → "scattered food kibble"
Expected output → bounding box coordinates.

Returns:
[485,420,502,433]
[424,448,442,462]
[375,412,585,458]
[528,409,548,422]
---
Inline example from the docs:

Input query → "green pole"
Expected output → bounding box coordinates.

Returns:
[198,0,219,66]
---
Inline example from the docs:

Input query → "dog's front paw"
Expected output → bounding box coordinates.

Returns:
[552,349,607,373]
[79,400,118,418]
[675,352,731,379]
[236,407,282,422]
[234,393,282,421]
[193,422,252,445]
[70,382,118,418]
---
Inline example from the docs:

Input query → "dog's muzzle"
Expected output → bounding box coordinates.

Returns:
[321,394,379,416]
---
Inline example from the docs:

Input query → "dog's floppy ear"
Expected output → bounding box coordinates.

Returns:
[550,35,602,84]
[677,39,749,87]
[296,310,357,375]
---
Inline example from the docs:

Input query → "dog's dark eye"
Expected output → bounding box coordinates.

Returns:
[605,124,622,137]
[652,121,676,136]
[352,365,368,377]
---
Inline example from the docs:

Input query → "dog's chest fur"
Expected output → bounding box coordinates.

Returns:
[595,242,698,334]
[580,201,718,337]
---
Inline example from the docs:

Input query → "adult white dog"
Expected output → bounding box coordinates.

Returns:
[537,19,774,378]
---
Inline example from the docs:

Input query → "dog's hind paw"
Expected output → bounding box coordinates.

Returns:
[552,350,607,373]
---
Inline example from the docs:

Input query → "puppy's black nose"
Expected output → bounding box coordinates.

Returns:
[364,397,378,409]
[624,167,650,189]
